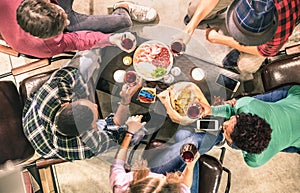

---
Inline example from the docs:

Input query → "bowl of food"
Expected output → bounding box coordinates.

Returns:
[133,40,173,81]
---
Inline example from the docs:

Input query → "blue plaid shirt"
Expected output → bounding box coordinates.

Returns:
[22,67,119,160]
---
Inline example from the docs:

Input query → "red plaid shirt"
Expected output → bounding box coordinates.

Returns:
[257,0,300,57]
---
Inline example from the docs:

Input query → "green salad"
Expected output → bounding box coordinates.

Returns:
[152,67,167,78]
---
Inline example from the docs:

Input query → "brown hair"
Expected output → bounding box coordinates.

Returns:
[128,160,182,193]
[16,0,68,38]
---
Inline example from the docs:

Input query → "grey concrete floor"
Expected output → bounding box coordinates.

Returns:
[53,1,300,193]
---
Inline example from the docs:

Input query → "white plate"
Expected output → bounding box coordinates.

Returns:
[133,40,173,81]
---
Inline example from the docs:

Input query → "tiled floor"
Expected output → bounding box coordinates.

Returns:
[1,0,299,193]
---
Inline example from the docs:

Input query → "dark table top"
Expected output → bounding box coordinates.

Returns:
[95,25,240,138]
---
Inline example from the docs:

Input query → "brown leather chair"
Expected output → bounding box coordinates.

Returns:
[0,71,67,193]
[261,52,300,92]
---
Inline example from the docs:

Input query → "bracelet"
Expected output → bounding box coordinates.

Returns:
[118,102,130,106]
[126,131,135,136]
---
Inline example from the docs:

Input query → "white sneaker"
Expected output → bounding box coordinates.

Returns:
[113,1,157,23]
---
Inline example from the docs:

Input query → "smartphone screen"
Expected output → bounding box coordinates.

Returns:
[216,73,240,92]
[196,119,219,131]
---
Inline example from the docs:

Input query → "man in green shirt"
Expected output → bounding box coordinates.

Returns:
[199,85,300,167]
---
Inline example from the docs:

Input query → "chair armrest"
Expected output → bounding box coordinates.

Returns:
[0,44,19,57]
[36,158,68,169]
[11,58,50,76]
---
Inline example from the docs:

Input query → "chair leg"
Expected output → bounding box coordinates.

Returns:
[222,167,231,193]
[39,166,59,193]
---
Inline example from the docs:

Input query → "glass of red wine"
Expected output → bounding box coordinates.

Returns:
[170,40,186,56]
[180,143,198,162]
[187,103,201,119]
[121,38,134,50]
[124,71,139,87]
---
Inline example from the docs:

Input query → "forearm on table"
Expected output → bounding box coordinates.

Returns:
[211,104,233,119]
[213,35,260,56]
[61,31,113,51]
[185,0,220,36]
[113,103,130,126]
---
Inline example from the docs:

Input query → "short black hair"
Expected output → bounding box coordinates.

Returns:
[56,103,94,136]
[231,113,272,154]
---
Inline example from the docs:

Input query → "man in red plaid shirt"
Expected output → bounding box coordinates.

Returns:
[205,0,300,73]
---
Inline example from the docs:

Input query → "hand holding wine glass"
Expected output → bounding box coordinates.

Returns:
[109,32,137,53]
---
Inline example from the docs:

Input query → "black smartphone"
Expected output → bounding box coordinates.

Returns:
[216,73,240,92]
[195,119,219,132]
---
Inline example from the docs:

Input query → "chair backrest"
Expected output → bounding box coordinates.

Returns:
[198,154,231,193]
[0,81,34,165]
[19,70,55,105]
[262,52,300,91]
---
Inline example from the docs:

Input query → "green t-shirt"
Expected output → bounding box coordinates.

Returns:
[211,85,300,167]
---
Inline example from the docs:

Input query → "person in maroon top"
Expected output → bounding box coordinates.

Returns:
[205,0,300,72]
[0,0,156,58]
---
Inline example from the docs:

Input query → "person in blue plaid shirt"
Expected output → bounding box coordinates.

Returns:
[22,64,142,160]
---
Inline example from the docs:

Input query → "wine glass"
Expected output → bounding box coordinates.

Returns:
[187,103,201,119]
[124,71,139,87]
[170,40,186,56]
[180,143,198,162]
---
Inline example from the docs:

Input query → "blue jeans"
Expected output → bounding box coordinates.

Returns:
[147,129,223,193]
[57,0,132,33]
[252,85,291,102]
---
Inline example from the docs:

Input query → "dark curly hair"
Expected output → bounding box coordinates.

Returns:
[230,113,272,154]
[56,103,94,136]
[16,0,67,38]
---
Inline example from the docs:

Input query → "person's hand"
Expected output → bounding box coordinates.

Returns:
[223,98,237,107]
[198,100,212,118]
[109,32,137,53]
[126,115,146,134]
[119,78,142,105]
[212,96,225,106]
[171,31,191,46]
[157,90,182,124]
[205,27,221,43]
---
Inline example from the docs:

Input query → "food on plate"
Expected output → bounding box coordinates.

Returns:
[168,82,207,116]
[133,40,173,80]
[138,87,156,103]
[171,87,195,116]
[157,82,210,125]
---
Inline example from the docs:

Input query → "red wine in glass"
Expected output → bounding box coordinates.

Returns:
[121,38,134,50]
[170,41,185,56]
[180,143,197,162]
[124,71,137,87]
[187,104,201,119]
